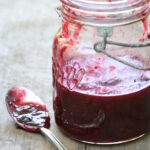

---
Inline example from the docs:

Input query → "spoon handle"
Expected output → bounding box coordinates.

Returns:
[40,128,67,150]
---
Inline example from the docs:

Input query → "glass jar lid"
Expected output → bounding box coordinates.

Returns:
[60,0,150,26]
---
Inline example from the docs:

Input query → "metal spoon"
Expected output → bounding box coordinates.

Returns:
[5,87,67,150]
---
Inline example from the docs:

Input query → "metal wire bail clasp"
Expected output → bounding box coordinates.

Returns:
[94,27,150,71]
[94,27,113,52]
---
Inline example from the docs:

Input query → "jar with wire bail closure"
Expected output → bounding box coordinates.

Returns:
[53,0,150,144]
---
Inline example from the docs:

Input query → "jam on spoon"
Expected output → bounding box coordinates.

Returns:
[6,87,67,150]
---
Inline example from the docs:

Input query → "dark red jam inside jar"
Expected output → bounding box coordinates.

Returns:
[53,0,150,144]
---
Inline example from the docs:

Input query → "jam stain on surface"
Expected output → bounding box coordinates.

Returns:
[6,87,50,132]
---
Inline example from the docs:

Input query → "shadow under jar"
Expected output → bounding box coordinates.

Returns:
[52,0,150,144]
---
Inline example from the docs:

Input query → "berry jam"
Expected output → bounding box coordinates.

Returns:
[6,87,50,132]
[53,54,150,143]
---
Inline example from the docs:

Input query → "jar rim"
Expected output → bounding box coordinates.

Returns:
[60,0,150,26]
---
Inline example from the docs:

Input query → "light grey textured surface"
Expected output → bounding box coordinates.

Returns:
[0,0,150,150]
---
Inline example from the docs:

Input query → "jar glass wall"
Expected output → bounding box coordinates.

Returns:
[52,0,150,144]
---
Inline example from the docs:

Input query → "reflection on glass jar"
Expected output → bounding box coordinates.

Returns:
[52,0,150,144]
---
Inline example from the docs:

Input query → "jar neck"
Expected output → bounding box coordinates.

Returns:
[60,0,150,26]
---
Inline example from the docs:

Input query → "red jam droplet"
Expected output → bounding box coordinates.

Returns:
[6,87,50,132]
[140,18,150,42]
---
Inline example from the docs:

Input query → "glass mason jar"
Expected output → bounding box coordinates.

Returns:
[52,0,150,144]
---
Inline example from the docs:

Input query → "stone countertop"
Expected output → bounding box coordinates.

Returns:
[0,0,150,150]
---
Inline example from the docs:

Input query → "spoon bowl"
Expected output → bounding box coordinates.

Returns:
[6,87,50,132]
[6,87,67,150]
